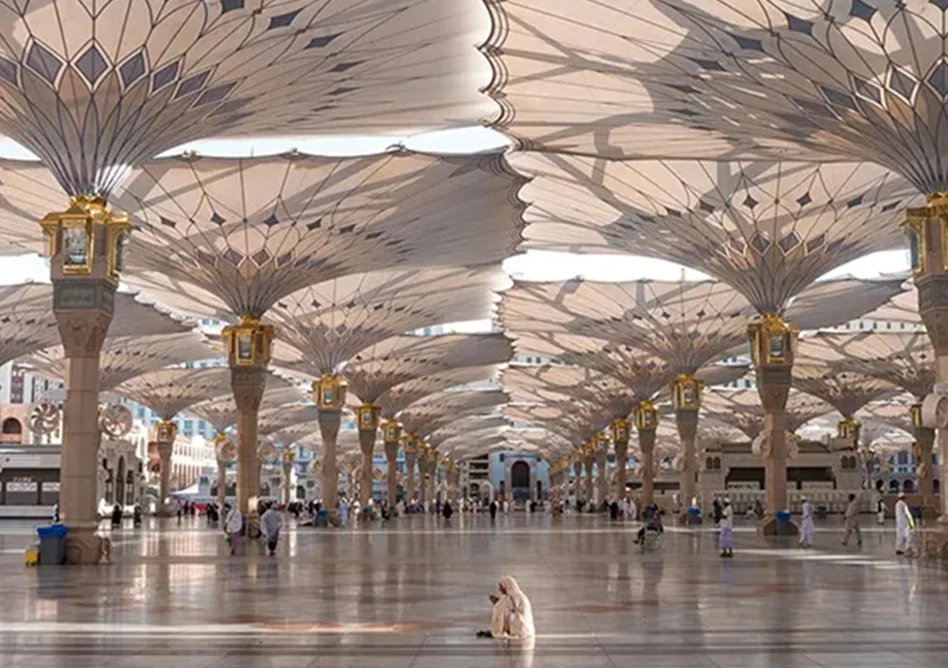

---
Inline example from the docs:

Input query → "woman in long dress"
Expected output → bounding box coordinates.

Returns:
[480,576,535,639]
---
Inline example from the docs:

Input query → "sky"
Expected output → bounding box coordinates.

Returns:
[0,126,911,287]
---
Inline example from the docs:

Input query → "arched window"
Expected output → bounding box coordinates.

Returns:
[713,457,721,470]
[705,457,713,470]
[511,461,530,489]
[1,417,22,435]
[903,479,915,493]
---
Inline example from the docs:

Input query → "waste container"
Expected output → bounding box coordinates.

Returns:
[36,524,69,565]
[316,509,329,528]
[774,511,792,536]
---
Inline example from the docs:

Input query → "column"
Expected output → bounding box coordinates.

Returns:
[572,458,583,502]
[404,435,417,503]
[314,374,346,522]
[913,421,936,517]
[636,401,659,508]
[43,195,129,564]
[382,421,402,507]
[418,447,429,508]
[356,403,380,508]
[216,458,227,509]
[281,449,295,506]
[222,316,274,517]
[905,200,948,524]
[595,435,608,505]
[673,374,702,512]
[583,448,595,506]
[155,421,176,517]
[611,419,630,498]
[748,314,797,534]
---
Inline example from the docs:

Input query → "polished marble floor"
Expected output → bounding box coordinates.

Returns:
[1,512,947,667]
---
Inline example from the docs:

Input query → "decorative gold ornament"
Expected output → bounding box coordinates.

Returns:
[257,441,278,463]
[837,417,861,441]
[356,402,380,431]
[903,192,948,277]
[40,196,129,278]
[610,418,630,443]
[313,373,347,411]
[281,449,296,465]
[635,400,659,430]
[402,432,417,453]
[747,313,797,366]
[382,420,403,444]
[215,435,238,463]
[155,420,177,443]
[671,373,703,411]
[911,403,923,429]
[222,315,275,368]
[594,431,610,452]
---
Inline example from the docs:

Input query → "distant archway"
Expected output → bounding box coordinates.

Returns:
[1,417,22,436]
[903,479,915,493]
[935,479,941,494]
[889,479,900,493]
[511,461,530,488]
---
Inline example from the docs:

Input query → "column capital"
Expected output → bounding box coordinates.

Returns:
[222,315,276,369]
[635,400,659,430]
[671,373,703,411]
[313,373,347,411]
[747,313,797,368]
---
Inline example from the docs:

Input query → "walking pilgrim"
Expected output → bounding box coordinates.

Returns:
[799,497,815,549]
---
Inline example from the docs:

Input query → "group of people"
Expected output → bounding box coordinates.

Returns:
[224,502,285,556]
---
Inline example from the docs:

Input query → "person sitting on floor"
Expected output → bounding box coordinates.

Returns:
[634,506,664,544]
[477,576,536,639]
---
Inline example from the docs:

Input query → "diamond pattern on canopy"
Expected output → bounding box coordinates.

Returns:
[373,365,505,418]
[500,277,907,373]
[0,285,193,367]
[501,363,635,422]
[269,265,508,376]
[858,394,919,435]
[702,387,831,440]
[398,389,507,438]
[793,334,899,418]
[0,0,500,196]
[299,430,361,459]
[186,375,303,433]
[116,152,523,320]
[483,0,948,193]
[821,331,935,400]
[429,415,509,448]
[343,333,512,405]
[257,404,320,439]
[511,331,676,403]
[113,366,231,421]
[25,331,215,392]
[510,152,914,313]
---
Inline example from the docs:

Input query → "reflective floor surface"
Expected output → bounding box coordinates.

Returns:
[1,513,947,667]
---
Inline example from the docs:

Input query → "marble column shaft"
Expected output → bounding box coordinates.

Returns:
[216,459,227,510]
[358,426,377,507]
[676,410,699,507]
[231,367,266,515]
[639,428,656,507]
[757,366,791,515]
[157,440,174,516]
[596,449,607,504]
[384,441,399,505]
[614,439,629,498]
[318,411,341,514]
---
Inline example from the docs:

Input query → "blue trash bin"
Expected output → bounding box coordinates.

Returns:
[316,509,329,528]
[36,524,69,565]
[774,511,792,536]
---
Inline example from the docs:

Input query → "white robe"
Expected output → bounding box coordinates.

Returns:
[225,509,243,535]
[627,499,637,521]
[493,576,535,639]
[799,501,815,546]
[895,499,914,552]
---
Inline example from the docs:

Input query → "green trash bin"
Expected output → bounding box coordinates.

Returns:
[37,524,69,565]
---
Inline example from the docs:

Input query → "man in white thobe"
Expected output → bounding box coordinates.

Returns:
[799,496,815,548]
[895,493,915,555]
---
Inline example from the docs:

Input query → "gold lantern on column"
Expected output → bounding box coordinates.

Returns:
[610,418,630,443]
[382,420,402,444]
[672,373,703,411]
[222,315,275,368]
[747,314,797,366]
[903,194,948,277]
[635,400,659,430]
[314,374,347,410]
[356,403,380,431]
[837,417,861,442]
[155,420,177,444]
[911,403,923,428]
[40,196,130,278]
[594,431,610,452]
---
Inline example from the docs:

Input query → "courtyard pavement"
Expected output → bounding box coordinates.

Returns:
[0,512,946,667]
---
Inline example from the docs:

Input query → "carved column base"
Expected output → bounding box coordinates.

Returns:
[64,528,112,565]
[758,516,799,537]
